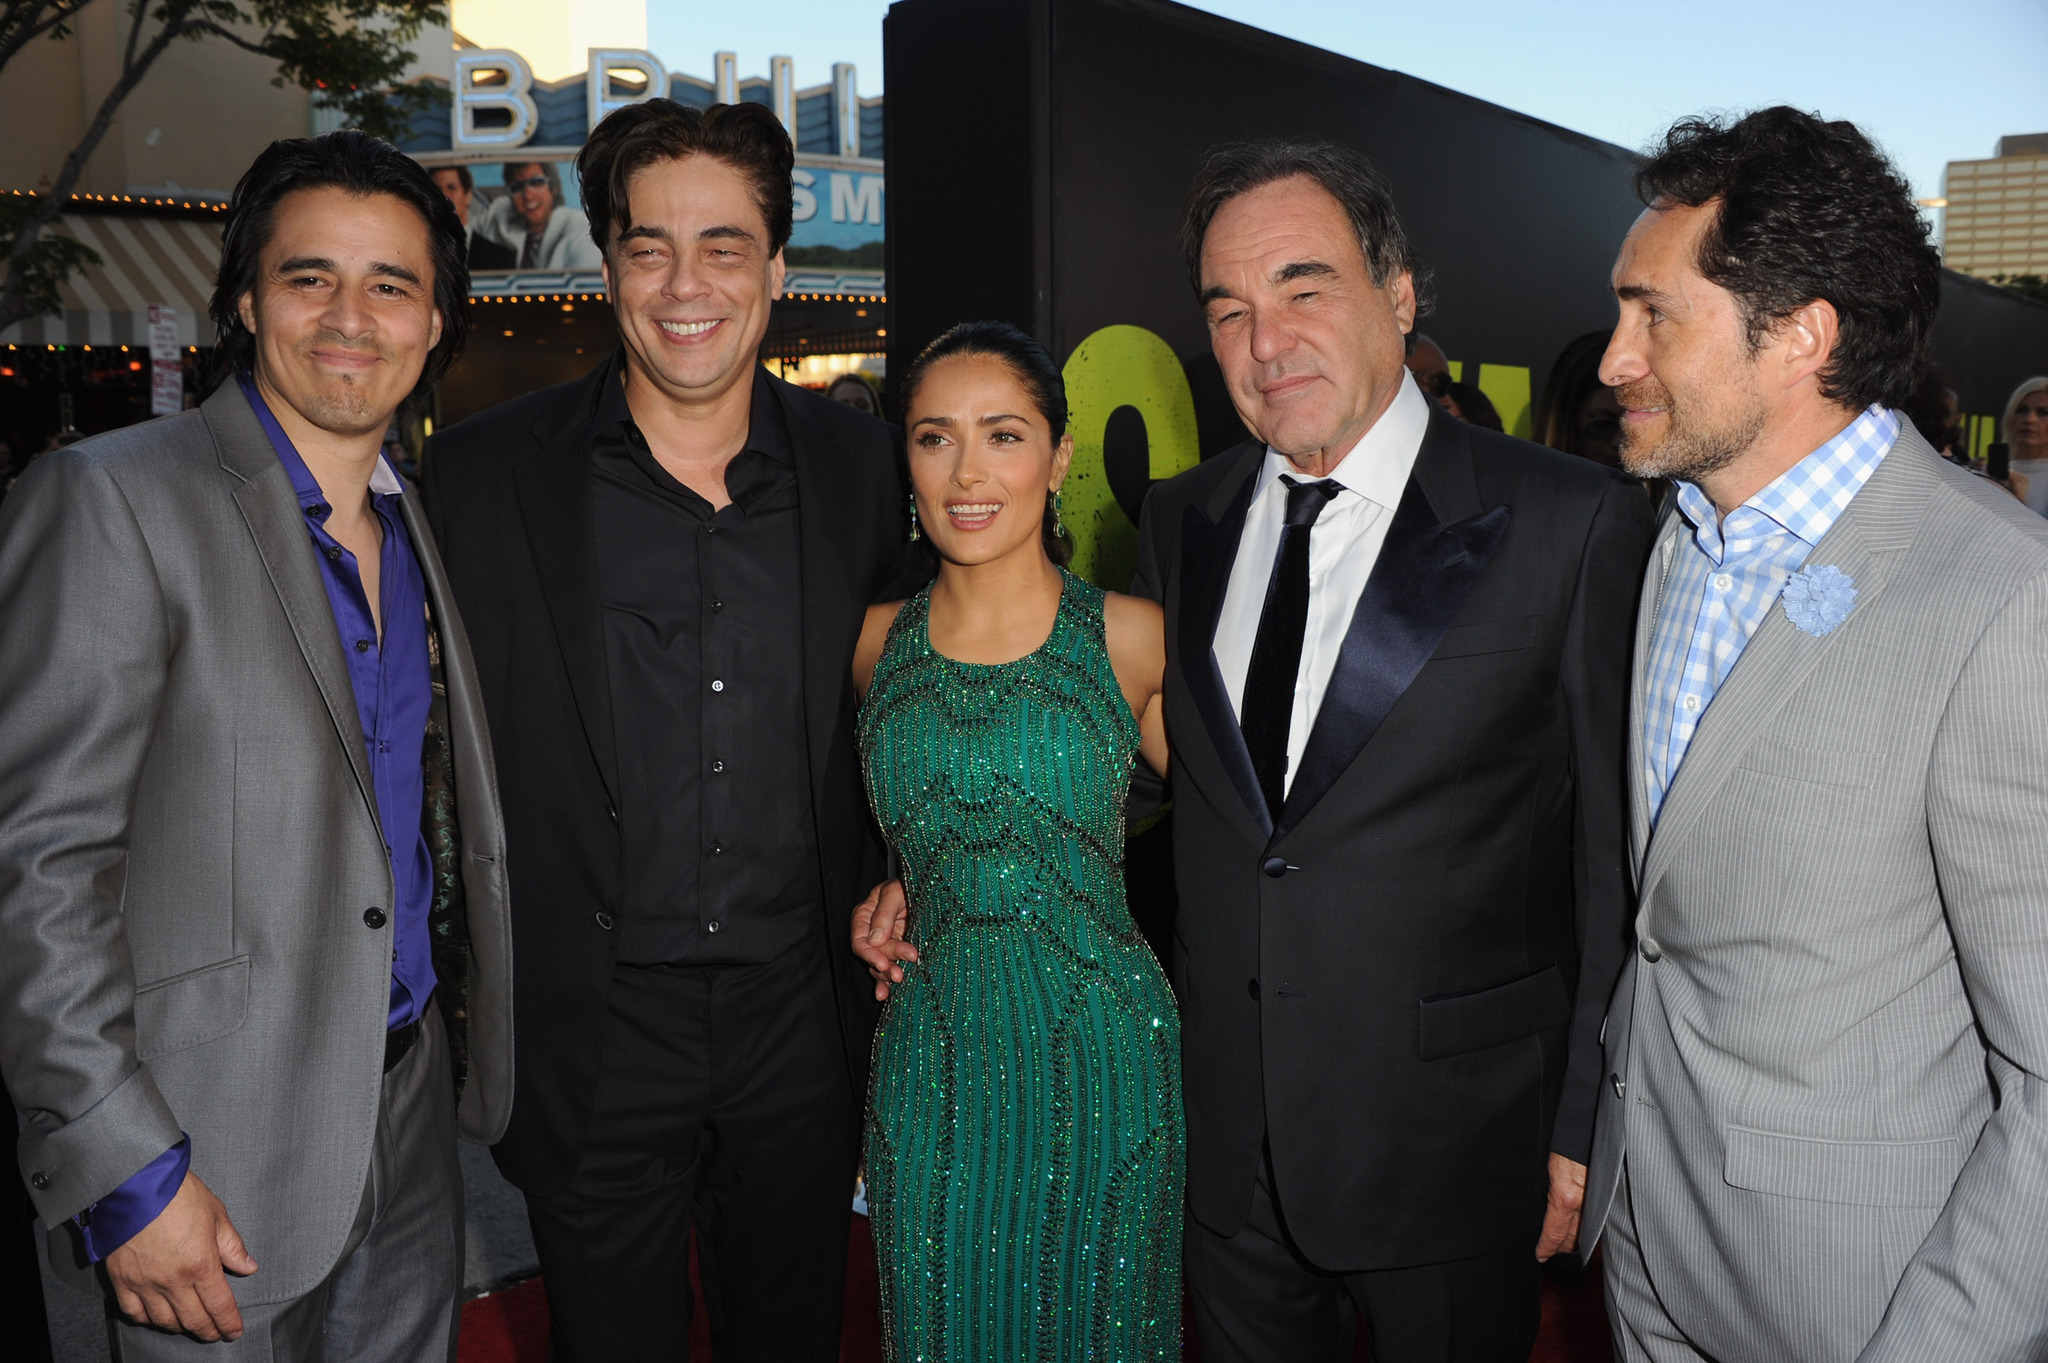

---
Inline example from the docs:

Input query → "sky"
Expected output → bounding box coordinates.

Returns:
[645,0,2048,205]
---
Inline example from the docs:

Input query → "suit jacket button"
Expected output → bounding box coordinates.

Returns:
[363,907,386,929]
[595,913,614,930]
[1247,977,1261,1000]
[1611,1073,1626,1099]
[1261,856,1288,878]
[1640,937,1662,962]
[29,1172,47,1191]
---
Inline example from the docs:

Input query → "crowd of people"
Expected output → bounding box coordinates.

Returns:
[3,89,2048,1363]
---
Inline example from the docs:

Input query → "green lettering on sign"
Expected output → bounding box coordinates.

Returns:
[1061,325,1203,589]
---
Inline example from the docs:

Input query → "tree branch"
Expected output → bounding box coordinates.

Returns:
[0,5,193,333]
[0,0,93,73]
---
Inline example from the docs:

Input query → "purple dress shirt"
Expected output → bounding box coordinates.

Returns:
[75,375,436,1260]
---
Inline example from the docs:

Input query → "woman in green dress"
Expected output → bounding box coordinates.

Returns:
[850,322,1182,1361]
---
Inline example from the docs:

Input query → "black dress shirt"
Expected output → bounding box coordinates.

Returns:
[590,365,820,965]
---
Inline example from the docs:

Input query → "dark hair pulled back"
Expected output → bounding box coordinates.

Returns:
[899,321,1072,568]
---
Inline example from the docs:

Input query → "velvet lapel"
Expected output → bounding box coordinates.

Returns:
[509,360,620,807]
[1178,444,1271,839]
[207,381,382,835]
[780,377,866,809]
[1272,409,1509,847]
[1634,429,1937,908]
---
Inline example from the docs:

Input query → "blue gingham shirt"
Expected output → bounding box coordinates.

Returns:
[1643,405,1898,823]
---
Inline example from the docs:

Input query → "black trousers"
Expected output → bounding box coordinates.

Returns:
[1186,1148,1541,1363]
[523,935,858,1363]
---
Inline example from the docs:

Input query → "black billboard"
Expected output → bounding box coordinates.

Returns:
[885,0,2048,587]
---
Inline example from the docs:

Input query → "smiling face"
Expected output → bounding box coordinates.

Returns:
[2012,385,2048,459]
[508,163,555,232]
[1600,201,1770,482]
[236,185,442,438]
[603,153,783,408]
[1199,175,1416,469]
[429,168,471,226]
[906,352,1073,570]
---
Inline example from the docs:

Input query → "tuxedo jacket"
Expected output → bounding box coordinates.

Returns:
[1134,402,1654,1268]
[1584,426,2048,1361]
[0,381,511,1301]
[422,358,905,1194]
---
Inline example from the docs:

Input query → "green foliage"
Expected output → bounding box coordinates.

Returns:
[0,0,451,332]
[230,0,450,141]
[0,196,100,320]
[1990,274,2048,307]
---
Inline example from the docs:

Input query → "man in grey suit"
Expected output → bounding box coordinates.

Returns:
[0,130,510,1359]
[1580,106,2048,1361]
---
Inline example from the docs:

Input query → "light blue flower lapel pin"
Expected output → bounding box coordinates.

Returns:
[1782,564,1857,637]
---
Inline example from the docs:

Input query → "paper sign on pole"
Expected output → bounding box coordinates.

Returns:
[147,305,183,416]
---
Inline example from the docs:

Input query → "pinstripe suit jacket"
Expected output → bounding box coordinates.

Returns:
[1582,423,2048,1361]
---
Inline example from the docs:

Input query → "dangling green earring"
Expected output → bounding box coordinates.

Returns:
[907,493,921,542]
[1051,488,1067,539]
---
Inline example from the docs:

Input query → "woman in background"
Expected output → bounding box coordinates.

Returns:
[850,321,1182,1361]
[2003,375,2048,515]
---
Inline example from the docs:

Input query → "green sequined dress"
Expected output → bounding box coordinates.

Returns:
[858,570,1184,1362]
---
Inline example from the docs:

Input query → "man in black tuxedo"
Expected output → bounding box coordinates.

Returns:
[422,100,906,1361]
[1134,139,1653,1362]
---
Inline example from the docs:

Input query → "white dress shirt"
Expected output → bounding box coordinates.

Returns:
[1213,373,1432,796]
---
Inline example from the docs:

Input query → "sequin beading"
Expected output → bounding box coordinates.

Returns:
[858,569,1184,1362]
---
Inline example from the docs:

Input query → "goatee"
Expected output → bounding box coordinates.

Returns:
[1615,375,1764,484]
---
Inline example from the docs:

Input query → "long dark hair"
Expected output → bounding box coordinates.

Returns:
[208,130,470,400]
[899,321,1073,568]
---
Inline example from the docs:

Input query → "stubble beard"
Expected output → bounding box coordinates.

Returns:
[1615,374,1766,484]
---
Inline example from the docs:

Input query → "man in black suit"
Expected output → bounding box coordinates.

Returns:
[428,164,517,272]
[1134,139,1653,1362]
[422,101,906,1362]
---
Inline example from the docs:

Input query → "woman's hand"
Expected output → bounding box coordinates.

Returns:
[852,879,919,1001]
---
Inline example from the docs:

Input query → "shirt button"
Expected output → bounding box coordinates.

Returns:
[363,907,386,929]
[595,912,613,930]
[706,920,721,933]
[356,639,372,653]
[1681,694,1700,712]
[1713,573,1733,592]
[30,1172,48,1191]
[711,679,724,692]
[711,759,725,773]
[711,840,723,854]
[326,546,342,561]
[711,599,724,612]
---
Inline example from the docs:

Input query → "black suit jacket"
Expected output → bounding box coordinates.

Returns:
[422,357,908,1194]
[1134,403,1653,1269]
[467,229,517,272]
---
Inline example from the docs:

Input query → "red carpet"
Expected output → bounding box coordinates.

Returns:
[457,1218,1612,1362]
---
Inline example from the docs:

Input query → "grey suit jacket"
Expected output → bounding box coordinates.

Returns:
[0,381,512,1304]
[1582,424,2048,1361]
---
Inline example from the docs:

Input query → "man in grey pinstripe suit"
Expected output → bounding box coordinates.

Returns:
[1579,107,2048,1362]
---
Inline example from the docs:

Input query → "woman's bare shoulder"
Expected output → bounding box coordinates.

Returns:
[854,600,910,696]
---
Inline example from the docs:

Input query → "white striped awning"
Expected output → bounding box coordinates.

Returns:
[0,213,222,347]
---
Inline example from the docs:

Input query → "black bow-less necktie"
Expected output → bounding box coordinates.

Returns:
[1240,475,1341,820]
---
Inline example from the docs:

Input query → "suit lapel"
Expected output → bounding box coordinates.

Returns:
[1635,432,1936,906]
[206,382,381,832]
[1628,506,1687,876]
[1273,410,1509,845]
[782,378,866,807]
[1178,445,1271,838]
[509,361,620,806]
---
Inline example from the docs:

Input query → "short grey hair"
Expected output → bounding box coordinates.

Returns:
[1179,137,1433,318]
